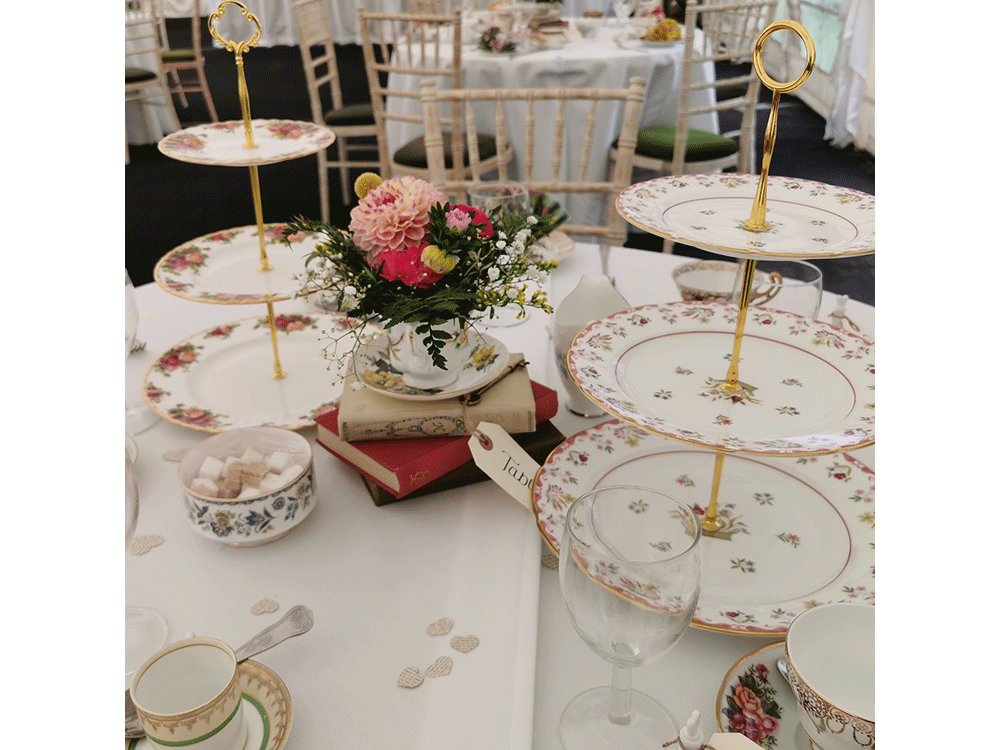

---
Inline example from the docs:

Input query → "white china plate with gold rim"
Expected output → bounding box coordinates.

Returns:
[153,224,325,304]
[531,418,875,635]
[616,174,875,259]
[716,642,811,749]
[353,331,509,401]
[126,660,292,750]
[158,119,334,166]
[566,302,875,455]
[144,313,366,432]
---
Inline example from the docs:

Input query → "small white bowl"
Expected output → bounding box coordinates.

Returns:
[179,427,315,547]
[785,603,875,750]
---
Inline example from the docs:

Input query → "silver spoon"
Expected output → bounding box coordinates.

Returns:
[776,657,791,685]
[125,605,314,739]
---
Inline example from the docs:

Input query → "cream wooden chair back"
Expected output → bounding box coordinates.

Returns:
[420,77,647,247]
[153,0,218,122]
[358,8,508,182]
[670,0,776,175]
[292,0,379,219]
[125,0,180,162]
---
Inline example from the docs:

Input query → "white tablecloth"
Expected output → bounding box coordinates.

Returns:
[126,243,874,749]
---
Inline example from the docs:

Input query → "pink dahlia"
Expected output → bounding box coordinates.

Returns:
[348,176,446,266]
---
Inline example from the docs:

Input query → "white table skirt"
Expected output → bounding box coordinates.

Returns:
[126,242,874,749]
[126,11,181,145]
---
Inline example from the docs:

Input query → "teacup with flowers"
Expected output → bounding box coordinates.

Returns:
[285,173,559,389]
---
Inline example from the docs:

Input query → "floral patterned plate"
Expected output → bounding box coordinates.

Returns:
[531,418,875,635]
[158,119,334,166]
[566,301,875,455]
[616,174,875,259]
[352,331,509,401]
[154,224,326,304]
[716,643,810,749]
[144,313,363,432]
[127,660,292,750]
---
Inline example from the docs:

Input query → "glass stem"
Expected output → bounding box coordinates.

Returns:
[608,664,632,725]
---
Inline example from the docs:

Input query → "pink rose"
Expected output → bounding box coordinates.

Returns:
[378,244,446,288]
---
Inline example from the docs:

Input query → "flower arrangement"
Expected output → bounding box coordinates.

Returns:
[285,174,560,370]
[641,17,681,42]
[479,26,518,53]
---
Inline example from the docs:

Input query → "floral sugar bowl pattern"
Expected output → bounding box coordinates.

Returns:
[178,427,316,547]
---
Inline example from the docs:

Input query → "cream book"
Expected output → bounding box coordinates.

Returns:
[338,354,556,441]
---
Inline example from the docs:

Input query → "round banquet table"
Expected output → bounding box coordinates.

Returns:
[125,243,874,749]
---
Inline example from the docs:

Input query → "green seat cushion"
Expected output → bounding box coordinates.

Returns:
[125,67,157,84]
[629,126,739,162]
[323,102,375,127]
[162,49,196,63]
[393,132,499,170]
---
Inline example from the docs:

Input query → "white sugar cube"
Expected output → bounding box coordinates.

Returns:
[241,447,265,464]
[279,465,304,483]
[259,474,286,494]
[191,477,219,497]
[237,484,263,499]
[198,456,224,481]
[267,451,294,473]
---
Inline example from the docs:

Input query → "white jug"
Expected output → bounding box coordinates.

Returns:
[553,275,630,417]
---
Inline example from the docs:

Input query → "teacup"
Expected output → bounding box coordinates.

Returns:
[386,320,475,389]
[785,603,875,750]
[130,637,248,750]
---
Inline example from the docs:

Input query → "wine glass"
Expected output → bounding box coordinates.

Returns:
[730,259,823,320]
[507,2,536,45]
[610,0,637,30]
[125,270,158,434]
[466,182,536,328]
[558,485,702,749]
[125,444,169,686]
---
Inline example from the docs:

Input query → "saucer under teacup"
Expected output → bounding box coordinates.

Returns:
[127,660,291,750]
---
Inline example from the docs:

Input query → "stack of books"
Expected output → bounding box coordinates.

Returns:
[314,354,564,505]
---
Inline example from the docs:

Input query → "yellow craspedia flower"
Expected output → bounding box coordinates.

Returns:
[421,244,458,274]
[354,172,383,200]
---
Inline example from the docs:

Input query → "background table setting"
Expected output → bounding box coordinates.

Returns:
[125,238,874,749]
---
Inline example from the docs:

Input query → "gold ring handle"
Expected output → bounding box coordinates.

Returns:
[208,0,262,54]
[752,20,816,94]
[742,20,816,232]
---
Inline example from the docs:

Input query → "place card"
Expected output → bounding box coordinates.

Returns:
[469,422,538,511]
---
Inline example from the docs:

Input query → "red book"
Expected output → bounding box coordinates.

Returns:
[314,380,558,497]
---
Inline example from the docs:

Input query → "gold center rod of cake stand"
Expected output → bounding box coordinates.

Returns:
[208,2,272,272]
[701,451,726,532]
[265,302,287,379]
[742,20,816,232]
[719,258,756,394]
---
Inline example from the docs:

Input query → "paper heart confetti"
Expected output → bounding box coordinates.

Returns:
[450,635,480,654]
[398,666,424,688]
[426,617,454,636]
[251,598,280,615]
[426,656,453,678]
[129,534,164,555]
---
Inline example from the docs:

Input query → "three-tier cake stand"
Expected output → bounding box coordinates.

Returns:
[142,1,357,432]
[535,20,875,636]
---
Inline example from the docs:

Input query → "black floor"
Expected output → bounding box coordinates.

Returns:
[126,27,874,305]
